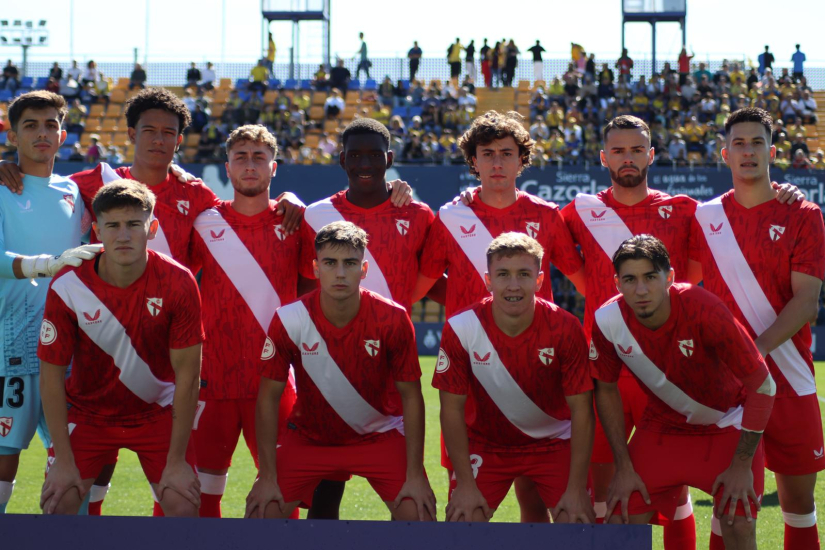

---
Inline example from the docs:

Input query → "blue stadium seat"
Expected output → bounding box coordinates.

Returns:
[268,78,281,89]
[283,78,298,89]
[0,132,7,144]
[0,91,11,102]
[364,79,377,91]
[348,79,361,90]
[408,106,423,118]
[238,91,251,102]
[63,133,80,147]
[58,147,73,159]
[399,79,410,91]
[300,79,312,89]
[20,76,34,89]
[234,78,249,91]
[391,106,409,119]
[35,77,49,89]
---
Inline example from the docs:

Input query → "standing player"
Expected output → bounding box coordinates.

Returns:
[418,110,585,522]
[0,91,100,514]
[434,233,594,523]
[691,108,824,550]
[188,125,305,517]
[245,221,436,521]
[591,235,776,550]
[38,180,204,516]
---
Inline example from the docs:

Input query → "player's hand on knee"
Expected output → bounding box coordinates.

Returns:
[274,192,306,235]
[712,464,757,526]
[388,179,413,207]
[605,465,650,524]
[453,186,479,206]
[170,163,200,184]
[245,476,284,519]
[40,459,85,514]
[158,460,201,509]
[772,181,805,204]
[0,160,24,194]
[552,487,596,524]
[393,473,437,521]
[445,483,491,522]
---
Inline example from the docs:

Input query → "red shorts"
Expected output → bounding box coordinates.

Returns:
[627,428,764,520]
[448,441,590,510]
[276,429,410,507]
[763,394,825,475]
[193,388,296,471]
[592,373,647,463]
[48,411,196,484]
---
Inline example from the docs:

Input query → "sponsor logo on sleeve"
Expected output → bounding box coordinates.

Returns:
[261,337,276,360]
[40,319,57,345]
[435,348,450,373]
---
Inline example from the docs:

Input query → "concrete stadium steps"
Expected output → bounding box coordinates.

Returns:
[476,88,517,117]
[815,91,825,152]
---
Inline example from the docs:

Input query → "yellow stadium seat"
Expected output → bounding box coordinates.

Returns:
[87,117,104,132]
[110,89,126,104]
[211,104,225,118]
[80,133,94,147]
[311,92,327,106]
[219,78,233,89]
[101,119,119,132]
[111,132,130,147]
[308,106,325,121]
[423,300,442,323]
[264,90,278,103]
[342,106,358,119]
[115,78,129,89]
[518,80,530,90]
[324,119,339,133]
[345,91,360,105]
[411,301,424,322]
[185,133,200,146]
[516,93,530,106]
[88,104,105,118]
[105,107,122,119]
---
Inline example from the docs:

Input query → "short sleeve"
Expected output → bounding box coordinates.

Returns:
[260,314,295,382]
[559,314,594,396]
[187,228,206,276]
[790,206,825,280]
[545,208,583,276]
[298,220,317,280]
[418,215,450,279]
[387,309,422,382]
[37,285,78,366]
[431,322,470,395]
[687,216,705,263]
[169,270,205,349]
[589,322,623,383]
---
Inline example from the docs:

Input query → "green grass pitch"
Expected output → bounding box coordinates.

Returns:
[7,358,825,549]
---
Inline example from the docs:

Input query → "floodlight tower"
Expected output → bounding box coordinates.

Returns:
[621,0,686,76]
[0,20,49,77]
[261,0,331,80]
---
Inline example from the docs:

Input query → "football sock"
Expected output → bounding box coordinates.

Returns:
[87,484,110,516]
[198,472,228,518]
[709,516,725,550]
[783,508,820,549]
[149,484,165,517]
[0,480,14,514]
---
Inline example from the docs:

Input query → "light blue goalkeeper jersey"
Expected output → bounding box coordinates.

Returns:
[0,174,85,377]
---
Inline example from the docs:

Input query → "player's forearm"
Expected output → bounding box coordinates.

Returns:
[754,292,819,356]
[440,399,475,485]
[39,362,74,461]
[566,392,595,491]
[411,274,440,304]
[565,267,587,297]
[730,430,762,470]
[255,379,285,480]
[400,390,426,477]
[593,380,633,470]
[168,349,201,463]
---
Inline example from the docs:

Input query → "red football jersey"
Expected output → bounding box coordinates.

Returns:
[433,297,592,452]
[689,191,825,398]
[562,188,697,339]
[189,201,301,400]
[38,250,204,427]
[299,191,435,312]
[261,288,421,445]
[71,163,218,268]
[420,189,584,317]
[590,284,767,434]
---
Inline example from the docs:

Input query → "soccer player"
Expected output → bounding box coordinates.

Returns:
[245,221,435,521]
[691,107,824,550]
[591,235,776,550]
[418,110,585,522]
[434,232,594,523]
[38,180,204,516]
[0,91,100,514]
[188,125,305,517]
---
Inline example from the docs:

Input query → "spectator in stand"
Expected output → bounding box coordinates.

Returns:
[196,122,224,162]
[318,132,338,156]
[59,74,80,101]
[812,150,825,170]
[1,60,20,92]
[530,116,550,141]
[490,42,501,88]
[45,77,60,94]
[190,104,209,133]
[48,62,63,82]
[677,47,694,85]
[585,54,596,81]
[616,48,633,82]
[668,131,687,160]
[528,40,546,82]
[182,89,197,113]
[408,41,422,82]
[324,88,345,118]
[792,149,812,170]
[448,38,464,84]
[186,62,201,90]
[329,58,351,92]
[106,145,124,165]
[312,64,329,90]
[65,99,86,135]
[129,63,147,90]
[479,39,491,87]
[504,39,519,87]
[465,40,476,82]
[66,60,82,82]
[378,76,394,107]
[85,135,105,163]
[266,33,276,72]
[355,32,370,80]
[68,142,84,161]
[249,59,269,93]
[693,61,711,84]
[791,44,806,82]
[758,45,774,76]
[800,90,817,123]
[201,62,216,91]
[790,133,810,159]
[91,73,110,106]
[81,60,98,88]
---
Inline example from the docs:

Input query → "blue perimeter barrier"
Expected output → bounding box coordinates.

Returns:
[0,514,651,550]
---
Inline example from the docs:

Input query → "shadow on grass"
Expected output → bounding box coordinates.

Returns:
[695,491,779,508]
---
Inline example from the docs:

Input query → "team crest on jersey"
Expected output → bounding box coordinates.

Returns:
[678,339,694,357]
[658,205,672,219]
[63,194,76,213]
[538,347,555,366]
[146,298,163,317]
[525,222,540,239]
[396,219,410,236]
[709,222,723,235]
[590,210,607,221]
[302,342,320,355]
[177,200,190,215]
[364,339,380,357]
[472,351,491,364]
[261,337,276,360]
[769,225,785,242]
[617,344,633,357]
[83,310,102,325]
[589,341,599,360]
[0,417,12,437]
[460,224,476,238]
[209,229,226,242]
[39,319,57,345]
[274,224,286,241]
[435,348,450,373]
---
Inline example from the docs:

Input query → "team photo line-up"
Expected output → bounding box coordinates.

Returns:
[0,87,821,549]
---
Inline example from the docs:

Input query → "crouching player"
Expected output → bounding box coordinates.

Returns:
[245,221,435,521]
[591,235,775,549]
[434,232,595,523]
[38,180,204,516]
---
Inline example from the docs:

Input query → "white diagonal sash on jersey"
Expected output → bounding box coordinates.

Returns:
[695,198,815,396]
[448,310,571,440]
[194,208,280,333]
[51,271,175,406]
[595,301,743,428]
[304,198,392,300]
[437,202,494,284]
[575,193,634,260]
[278,301,404,435]
[99,162,173,258]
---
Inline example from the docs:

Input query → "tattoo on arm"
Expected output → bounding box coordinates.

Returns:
[735,430,761,462]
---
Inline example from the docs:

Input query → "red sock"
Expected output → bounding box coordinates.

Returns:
[199,493,222,518]
[785,524,820,549]
[87,500,103,516]
[289,508,300,520]
[708,515,725,550]
[662,513,696,550]
[152,501,165,517]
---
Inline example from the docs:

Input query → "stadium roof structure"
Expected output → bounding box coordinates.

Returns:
[621,0,687,76]
[261,0,331,78]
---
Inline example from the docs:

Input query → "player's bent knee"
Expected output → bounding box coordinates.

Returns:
[721,516,756,543]
[158,491,199,518]
[264,500,299,519]
[47,488,84,515]
[387,499,434,522]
